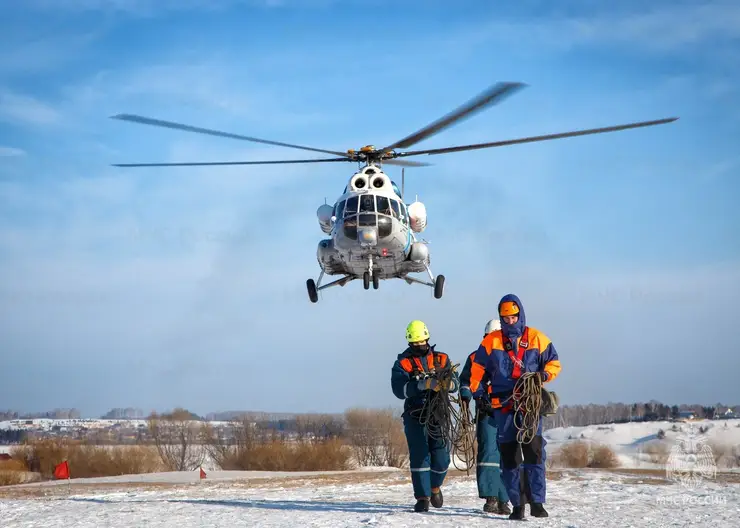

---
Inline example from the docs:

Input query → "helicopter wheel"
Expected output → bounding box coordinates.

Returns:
[307,279,318,303]
[363,271,370,290]
[372,273,379,290]
[433,274,445,299]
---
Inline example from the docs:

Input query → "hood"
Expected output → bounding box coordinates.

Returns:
[498,293,526,339]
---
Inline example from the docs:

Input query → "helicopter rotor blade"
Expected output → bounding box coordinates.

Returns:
[380,81,527,152]
[395,117,679,157]
[110,114,351,158]
[382,159,432,167]
[111,157,352,167]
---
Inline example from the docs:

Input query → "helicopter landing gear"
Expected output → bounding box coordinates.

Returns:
[401,263,445,299]
[433,274,445,299]
[425,264,445,299]
[307,270,355,303]
[363,254,379,290]
[307,278,318,303]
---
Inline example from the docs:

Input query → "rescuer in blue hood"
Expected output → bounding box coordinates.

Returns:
[467,294,562,520]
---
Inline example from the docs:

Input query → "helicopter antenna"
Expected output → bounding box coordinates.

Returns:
[401,168,405,201]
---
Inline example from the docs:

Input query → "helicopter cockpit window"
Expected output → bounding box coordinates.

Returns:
[390,199,408,226]
[344,196,358,217]
[377,215,392,238]
[343,215,357,240]
[390,199,401,219]
[376,196,392,216]
[399,202,409,226]
[359,213,376,227]
[359,194,375,213]
[335,200,345,219]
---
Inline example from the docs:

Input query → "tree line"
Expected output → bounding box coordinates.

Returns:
[543,401,739,429]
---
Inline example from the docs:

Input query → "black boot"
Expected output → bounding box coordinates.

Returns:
[483,497,498,513]
[497,500,512,515]
[430,489,443,508]
[509,505,525,520]
[530,502,548,517]
[414,498,429,512]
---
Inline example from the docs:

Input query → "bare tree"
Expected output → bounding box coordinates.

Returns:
[148,408,207,471]
[343,407,408,468]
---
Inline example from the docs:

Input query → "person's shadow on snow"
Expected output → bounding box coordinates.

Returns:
[66,496,508,519]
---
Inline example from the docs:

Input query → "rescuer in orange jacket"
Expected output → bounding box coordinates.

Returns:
[391,320,459,513]
[467,294,561,520]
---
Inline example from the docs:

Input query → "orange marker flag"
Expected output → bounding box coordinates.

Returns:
[53,460,70,480]
[199,467,206,479]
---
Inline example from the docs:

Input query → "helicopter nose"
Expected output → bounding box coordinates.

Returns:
[358,227,377,246]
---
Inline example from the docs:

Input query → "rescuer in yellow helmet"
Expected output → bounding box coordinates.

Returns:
[391,320,459,513]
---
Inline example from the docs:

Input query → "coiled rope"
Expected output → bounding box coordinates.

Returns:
[408,365,457,447]
[450,396,477,473]
[510,372,544,444]
[408,363,478,474]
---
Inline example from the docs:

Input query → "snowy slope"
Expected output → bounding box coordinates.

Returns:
[1,468,738,527]
[543,418,740,470]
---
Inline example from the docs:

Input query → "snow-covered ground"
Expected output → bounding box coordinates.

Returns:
[2,419,740,526]
[1,467,738,527]
[543,418,740,470]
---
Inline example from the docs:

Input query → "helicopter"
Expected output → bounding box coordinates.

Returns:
[108,81,678,303]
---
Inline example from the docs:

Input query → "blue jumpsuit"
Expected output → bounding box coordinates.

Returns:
[460,352,509,502]
[391,345,459,499]
[468,294,562,507]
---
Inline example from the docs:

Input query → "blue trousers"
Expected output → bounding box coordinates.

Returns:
[492,407,547,506]
[476,412,509,502]
[403,412,450,498]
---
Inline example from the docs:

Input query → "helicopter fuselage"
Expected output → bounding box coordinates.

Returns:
[315,164,430,282]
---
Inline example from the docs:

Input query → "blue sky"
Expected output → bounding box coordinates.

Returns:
[1,0,738,418]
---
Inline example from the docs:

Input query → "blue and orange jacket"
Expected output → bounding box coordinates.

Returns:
[391,345,459,414]
[459,349,492,401]
[468,294,562,409]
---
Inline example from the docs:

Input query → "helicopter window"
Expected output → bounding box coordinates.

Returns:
[398,202,408,226]
[335,200,345,219]
[359,194,375,213]
[343,215,357,240]
[390,199,401,219]
[359,214,376,227]
[377,215,392,238]
[376,196,391,216]
[344,196,358,216]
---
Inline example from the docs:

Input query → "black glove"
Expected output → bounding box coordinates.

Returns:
[474,397,493,416]
[537,371,549,382]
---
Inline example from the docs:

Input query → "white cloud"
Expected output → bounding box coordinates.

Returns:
[0,147,26,157]
[441,1,740,56]
[0,90,60,126]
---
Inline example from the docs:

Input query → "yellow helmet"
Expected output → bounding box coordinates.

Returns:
[405,320,430,343]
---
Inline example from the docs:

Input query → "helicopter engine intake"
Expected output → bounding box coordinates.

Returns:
[408,241,429,263]
[408,200,427,233]
[316,204,334,234]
